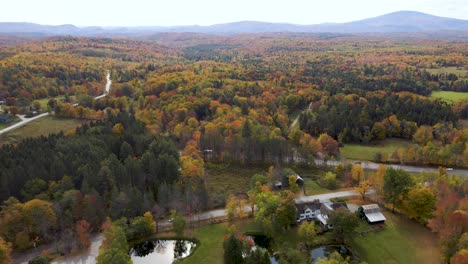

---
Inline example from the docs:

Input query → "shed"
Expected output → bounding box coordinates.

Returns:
[358,204,386,224]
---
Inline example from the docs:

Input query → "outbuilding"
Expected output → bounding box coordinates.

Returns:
[358,204,386,224]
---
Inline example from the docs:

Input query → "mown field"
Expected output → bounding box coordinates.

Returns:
[0,116,85,145]
[340,138,410,162]
[430,91,468,103]
[349,212,440,264]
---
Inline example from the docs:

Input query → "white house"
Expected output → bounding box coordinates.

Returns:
[295,200,321,222]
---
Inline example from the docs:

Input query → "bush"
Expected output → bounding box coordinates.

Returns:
[28,255,50,264]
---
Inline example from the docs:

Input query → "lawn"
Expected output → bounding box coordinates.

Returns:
[183,223,228,264]
[430,91,468,103]
[349,212,440,264]
[0,116,85,145]
[303,178,330,195]
[340,138,411,162]
[184,219,311,264]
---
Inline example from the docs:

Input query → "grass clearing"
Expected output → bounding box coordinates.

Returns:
[430,91,468,103]
[205,163,268,207]
[0,116,85,145]
[35,96,75,110]
[303,178,330,195]
[424,66,468,80]
[349,212,439,264]
[183,223,229,264]
[340,138,411,162]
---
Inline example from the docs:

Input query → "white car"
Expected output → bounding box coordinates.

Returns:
[447,168,454,171]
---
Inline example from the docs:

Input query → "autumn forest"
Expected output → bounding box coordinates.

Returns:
[0,33,467,263]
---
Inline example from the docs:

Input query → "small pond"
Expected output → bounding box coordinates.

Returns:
[310,245,352,264]
[247,233,273,250]
[130,239,196,264]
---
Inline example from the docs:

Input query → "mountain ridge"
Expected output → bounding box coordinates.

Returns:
[0,11,467,36]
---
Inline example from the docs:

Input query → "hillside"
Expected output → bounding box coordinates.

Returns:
[0,11,467,36]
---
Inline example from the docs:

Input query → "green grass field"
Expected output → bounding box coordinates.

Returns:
[184,223,228,264]
[349,212,440,264]
[303,178,330,195]
[35,96,75,110]
[430,91,468,103]
[0,116,85,145]
[340,138,411,162]
[424,66,468,80]
[184,210,438,264]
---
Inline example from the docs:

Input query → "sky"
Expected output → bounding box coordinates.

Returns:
[2,0,467,27]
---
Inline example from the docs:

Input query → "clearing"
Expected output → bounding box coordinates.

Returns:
[349,211,440,264]
[430,91,468,103]
[340,138,410,162]
[205,163,268,207]
[423,66,468,80]
[0,116,85,145]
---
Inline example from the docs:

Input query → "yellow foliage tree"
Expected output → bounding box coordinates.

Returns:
[351,164,364,183]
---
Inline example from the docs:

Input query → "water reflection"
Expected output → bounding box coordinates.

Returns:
[130,240,196,264]
[310,245,351,264]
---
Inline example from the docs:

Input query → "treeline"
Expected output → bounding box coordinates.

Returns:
[299,93,458,143]
[0,112,209,252]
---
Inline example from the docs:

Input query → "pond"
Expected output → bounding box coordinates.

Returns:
[310,245,352,264]
[130,239,197,264]
[247,233,273,250]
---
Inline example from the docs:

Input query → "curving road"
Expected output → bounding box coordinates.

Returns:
[0,72,111,136]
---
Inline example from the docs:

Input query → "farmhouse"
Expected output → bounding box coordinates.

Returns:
[274,174,305,190]
[358,204,386,224]
[316,202,349,229]
[0,113,12,123]
[296,199,321,222]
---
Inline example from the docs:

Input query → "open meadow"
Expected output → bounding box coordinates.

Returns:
[0,116,85,145]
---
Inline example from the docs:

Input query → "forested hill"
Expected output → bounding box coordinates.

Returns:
[0,11,467,36]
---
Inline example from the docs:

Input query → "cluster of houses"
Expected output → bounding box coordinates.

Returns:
[295,199,386,229]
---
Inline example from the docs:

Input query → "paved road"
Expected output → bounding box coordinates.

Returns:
[314,159,468,177]
[158,189,367,227]
[0,72,111,136]
[0,112,50,135]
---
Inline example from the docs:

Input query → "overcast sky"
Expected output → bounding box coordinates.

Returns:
[2,0,467,26]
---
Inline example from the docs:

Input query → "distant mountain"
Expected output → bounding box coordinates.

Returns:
[0,11,467,37]
[302,11,468,33]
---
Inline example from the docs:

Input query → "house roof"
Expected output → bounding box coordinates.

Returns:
[0,114,11,120]
[323,202,348,211]
[295,200,321,212]
[361,204,380,211]
[317,214,328,225]
[365,212,386,222]
[360,204,386,222]
[361,204,381,214]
